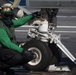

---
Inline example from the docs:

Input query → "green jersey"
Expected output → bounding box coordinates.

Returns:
[0,14,33,53]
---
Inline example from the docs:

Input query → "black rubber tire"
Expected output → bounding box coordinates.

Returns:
[48,42,62,64]
[23,39,52,71]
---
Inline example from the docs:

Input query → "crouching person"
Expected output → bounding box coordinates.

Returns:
[0,3,40,75]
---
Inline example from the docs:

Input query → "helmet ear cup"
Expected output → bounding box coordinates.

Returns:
[17,9,24,18]
[13,8,24,18]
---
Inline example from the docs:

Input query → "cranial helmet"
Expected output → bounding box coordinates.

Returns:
[1,3,24,19]
[1,3,13,20]
[2,3,12,8]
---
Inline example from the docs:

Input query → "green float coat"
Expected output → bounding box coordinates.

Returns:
[0,14,33,53]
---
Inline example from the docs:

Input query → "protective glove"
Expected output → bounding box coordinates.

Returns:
[21,50,34,63]
[32,11,41,18]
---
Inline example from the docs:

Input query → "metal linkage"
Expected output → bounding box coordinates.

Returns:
[48,33,76,64]
[29,28,76,64]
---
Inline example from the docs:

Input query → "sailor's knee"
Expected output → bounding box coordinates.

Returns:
[13,53,23,63]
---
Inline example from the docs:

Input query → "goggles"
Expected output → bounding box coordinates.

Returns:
[2,7,13,12]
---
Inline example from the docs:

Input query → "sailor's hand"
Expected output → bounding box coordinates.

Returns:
[32,11,41,18]
[21,50,34,63]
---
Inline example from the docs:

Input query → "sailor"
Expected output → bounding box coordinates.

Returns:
[0,3,40,75]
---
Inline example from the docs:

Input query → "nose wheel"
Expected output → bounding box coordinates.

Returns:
[23,39,52,71]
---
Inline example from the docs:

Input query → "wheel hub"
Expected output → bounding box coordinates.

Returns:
[28,47,42,66]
